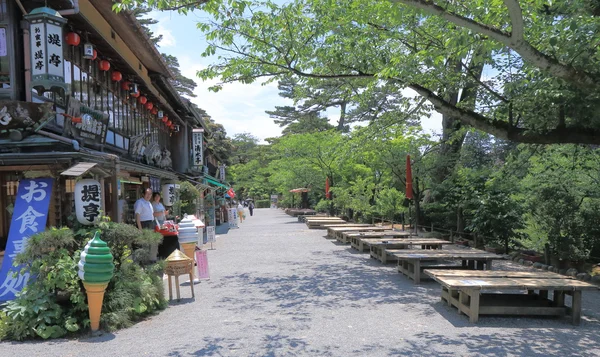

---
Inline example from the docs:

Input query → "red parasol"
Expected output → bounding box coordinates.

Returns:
[325,177,331,199]
[405,155,413,199]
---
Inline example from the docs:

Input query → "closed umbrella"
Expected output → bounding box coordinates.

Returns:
[405,155,413,199]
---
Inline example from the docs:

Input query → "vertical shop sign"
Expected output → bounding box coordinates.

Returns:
[162,184,176,206]
[0,178,53,301]
[75,179,102,225]
[219,165,226,181]
[192,128,203,170]
[228,208,239,229]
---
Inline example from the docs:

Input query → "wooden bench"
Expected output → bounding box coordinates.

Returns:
[349,232,414,251]
[389,249,503,284]
[325,224,376,239]
[370,240,454,263]
[328,226,389,241]
[306,219,347,229]
[423,269,598,324]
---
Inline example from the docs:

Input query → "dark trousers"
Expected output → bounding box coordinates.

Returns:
[141,220,154,229]
[249,208,254,216]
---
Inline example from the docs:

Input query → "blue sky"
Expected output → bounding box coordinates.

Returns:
[149,10,442,143]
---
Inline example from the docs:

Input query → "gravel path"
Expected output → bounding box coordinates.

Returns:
[2,208,600,356]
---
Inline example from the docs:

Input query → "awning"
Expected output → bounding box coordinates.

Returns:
[204,177,229,189]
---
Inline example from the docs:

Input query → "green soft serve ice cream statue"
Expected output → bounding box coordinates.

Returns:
[78,231,114,332]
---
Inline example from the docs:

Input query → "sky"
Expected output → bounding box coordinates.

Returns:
[149,10,442,144]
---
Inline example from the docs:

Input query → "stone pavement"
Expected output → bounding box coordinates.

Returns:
[1,208,600,356]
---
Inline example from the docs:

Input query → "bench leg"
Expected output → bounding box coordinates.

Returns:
[572,290,582,325]
[189,273,195,298]
[539,290,548,299]
[553,290,565,307]
[414,260,421,284]
[381,249,387,264]
[486,259,493,270]
[469,291,480,323]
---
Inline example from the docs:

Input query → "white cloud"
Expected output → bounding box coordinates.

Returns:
[154,23,176,47]
[178,59,289,143]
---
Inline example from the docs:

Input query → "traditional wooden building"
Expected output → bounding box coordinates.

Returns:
[0,0,228,250]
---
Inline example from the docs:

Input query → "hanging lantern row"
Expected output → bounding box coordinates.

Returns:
[66,32,175,130]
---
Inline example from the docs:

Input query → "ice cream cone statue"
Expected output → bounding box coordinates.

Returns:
[78,231,115,332]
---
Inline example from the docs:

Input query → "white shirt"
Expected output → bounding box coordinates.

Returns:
[134,198,154,221]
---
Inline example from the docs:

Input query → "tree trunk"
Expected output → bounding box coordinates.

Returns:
[337,101,347,131]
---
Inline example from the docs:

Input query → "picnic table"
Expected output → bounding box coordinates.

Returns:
[389,248,503,284]
[306,219,347,229]
[325,224,376,238]
[349,232,414,251]
[424,269,598,324]
[370,239,454,263]
[328,226,390,241]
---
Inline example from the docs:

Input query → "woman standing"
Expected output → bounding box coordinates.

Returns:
[152,192,168,225]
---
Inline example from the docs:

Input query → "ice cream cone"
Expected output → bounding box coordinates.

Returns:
[83,282,108,332]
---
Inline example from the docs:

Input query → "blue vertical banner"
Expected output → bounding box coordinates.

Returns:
[0,178,54,301]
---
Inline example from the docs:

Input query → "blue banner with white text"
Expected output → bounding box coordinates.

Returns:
[0,178,54,301]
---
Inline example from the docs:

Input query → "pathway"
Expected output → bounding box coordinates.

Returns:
[1,209,600,356]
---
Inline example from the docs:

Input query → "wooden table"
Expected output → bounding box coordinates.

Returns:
[370,239,454,263]
[349,232,414,251]
[306,219,347,229]
[390,249,503,284]
[327,226,389,241]
[325,224,375,238]
[424,269,597,324]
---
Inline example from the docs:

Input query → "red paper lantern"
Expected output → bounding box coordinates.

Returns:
[145,102,153,111]
[138,96,147,104]
[166,120,172,126]
[92,49,97,60]
[131,91,140,98]
[66,32,80,46]
[121,81,130,91]
[151,108,158,115]
[98,60,110,71]
[162,116,168,123]
[111,71,122,82]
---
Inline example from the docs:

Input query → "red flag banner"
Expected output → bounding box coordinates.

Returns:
[405,155,413,199]
[227,187,235,198]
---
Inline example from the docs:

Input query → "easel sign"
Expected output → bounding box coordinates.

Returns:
[206,226,216,250]
[195,250,210,280]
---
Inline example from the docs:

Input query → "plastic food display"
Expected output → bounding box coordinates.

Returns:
[78,231,115,332]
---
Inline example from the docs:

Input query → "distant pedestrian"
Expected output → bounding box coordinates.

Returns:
[248,201,255,216]
[237,202,245,223]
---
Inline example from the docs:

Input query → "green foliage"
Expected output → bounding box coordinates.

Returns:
[0,221,166,340]
[254,199,270,208]
[375,188,405,222]
[173,181,200,217]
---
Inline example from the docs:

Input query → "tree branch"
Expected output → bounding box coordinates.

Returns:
[163,0,210,11]
[407,82,600,144]
[391,0,597,88]
[503,0,524,39]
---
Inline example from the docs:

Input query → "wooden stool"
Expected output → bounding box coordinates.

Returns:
[164,250,195,301]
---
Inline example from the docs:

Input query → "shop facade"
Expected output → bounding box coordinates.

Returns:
[0,0,212,251]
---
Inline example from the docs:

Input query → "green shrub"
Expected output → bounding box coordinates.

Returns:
[255,199,270,208]
[0,220,167,340]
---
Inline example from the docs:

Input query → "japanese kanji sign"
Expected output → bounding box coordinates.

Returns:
[75,179,102,225]
[25,7,67,94]
[30,23,46,77]
[0,178,53,301]
[192,128,203,170]
[64,97,109,146]
[162,184,176,206]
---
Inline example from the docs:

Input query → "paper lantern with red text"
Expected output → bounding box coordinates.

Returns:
[138,96,147,104]
[145,102,153,111]
[151,107,158,115]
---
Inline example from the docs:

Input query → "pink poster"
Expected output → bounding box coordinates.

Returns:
[195,250,210,280]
